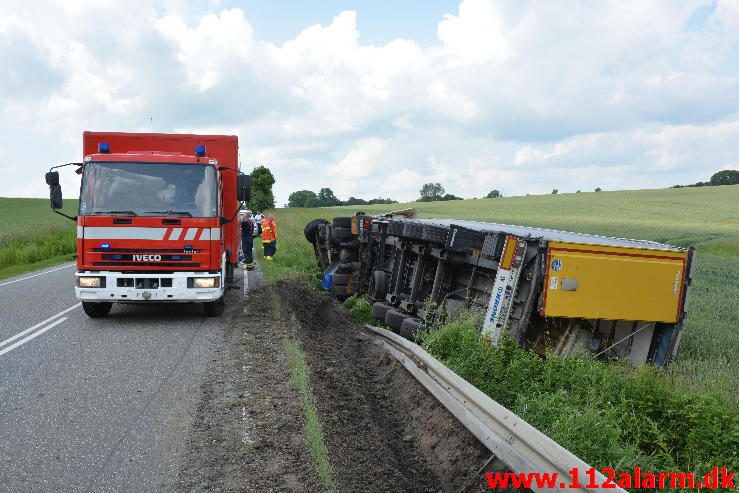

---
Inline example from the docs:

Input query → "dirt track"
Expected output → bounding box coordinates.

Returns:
[179,275,494,492]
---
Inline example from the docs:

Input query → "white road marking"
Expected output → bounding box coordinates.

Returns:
[0,263,75,288]
[0,303,81,349]
[0,317,68,357]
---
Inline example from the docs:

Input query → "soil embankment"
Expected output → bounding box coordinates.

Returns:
[181,276,496,492]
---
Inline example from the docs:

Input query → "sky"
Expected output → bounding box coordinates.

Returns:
[1,0,738,205]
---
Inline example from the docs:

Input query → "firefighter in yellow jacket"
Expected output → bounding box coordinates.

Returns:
[261,215,277,260]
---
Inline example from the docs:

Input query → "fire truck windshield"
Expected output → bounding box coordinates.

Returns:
[79,162,218,217]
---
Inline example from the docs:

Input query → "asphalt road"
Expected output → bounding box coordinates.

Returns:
[0,262,243,492]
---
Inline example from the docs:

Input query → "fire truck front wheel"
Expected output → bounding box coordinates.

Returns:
[82,301,112,318]
[203,297,226,317]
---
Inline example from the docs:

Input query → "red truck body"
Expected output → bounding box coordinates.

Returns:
[70,132,242,316]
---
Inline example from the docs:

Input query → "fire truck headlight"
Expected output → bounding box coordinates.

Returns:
[192,277,220,288]
[77,276,102,288]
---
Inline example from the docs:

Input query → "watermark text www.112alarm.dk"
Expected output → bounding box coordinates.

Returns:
[486,466,735,490]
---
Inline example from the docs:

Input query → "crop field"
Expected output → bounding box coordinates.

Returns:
[0,198,78,279]
[263,185,739,397]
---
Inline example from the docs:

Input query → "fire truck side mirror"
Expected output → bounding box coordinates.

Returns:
[237,174,251,202]
[45,171,63,210]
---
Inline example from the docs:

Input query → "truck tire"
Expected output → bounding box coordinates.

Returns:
[372,302,393,321]
[368,270,386,301]
[82,301,112,318]
[400,318,423,340]
[422,225,449,244]
[387,221,404,237]
[384,309,407,332]
[203,297,226,317]
[304,219,329,243]
[402,223,424,241]
[332,227,353,243]
[332,217,352,228]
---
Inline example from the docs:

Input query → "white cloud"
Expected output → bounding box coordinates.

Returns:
[1,0,738,204]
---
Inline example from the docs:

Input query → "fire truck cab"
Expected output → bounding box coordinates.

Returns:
[45,132,250,318]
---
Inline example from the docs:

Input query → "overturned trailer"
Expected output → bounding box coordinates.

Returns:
[304,212,695,366]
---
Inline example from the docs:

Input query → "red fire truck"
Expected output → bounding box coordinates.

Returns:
[45,132,250,318]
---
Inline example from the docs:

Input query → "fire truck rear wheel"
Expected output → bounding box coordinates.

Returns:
[82,301,112,318]
[203,297,226,317]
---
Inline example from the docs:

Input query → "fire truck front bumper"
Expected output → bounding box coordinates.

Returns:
[75,271,224,303]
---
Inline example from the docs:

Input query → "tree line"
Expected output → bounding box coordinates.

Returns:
[288,188,397,208]
[672,170,739,188]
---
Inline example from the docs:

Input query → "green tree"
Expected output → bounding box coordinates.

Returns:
[288,190,317,208]
[249,165,275,210]
[317,187,341,207]
[551,189,558,195]
[594,187,602,192]
[344,196,368,206]
[419,182,445,202]
[486,189,501,198]
[709,169,739,186]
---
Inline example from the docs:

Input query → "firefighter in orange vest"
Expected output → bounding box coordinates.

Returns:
[261,215,277,260]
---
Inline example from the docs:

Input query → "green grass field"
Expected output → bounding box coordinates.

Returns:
[0,198,78,279]
[260,185,739,397]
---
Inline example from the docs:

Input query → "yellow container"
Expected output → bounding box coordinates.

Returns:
[542,241,689,323]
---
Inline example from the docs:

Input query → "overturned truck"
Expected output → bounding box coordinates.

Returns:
[304,212,694,366]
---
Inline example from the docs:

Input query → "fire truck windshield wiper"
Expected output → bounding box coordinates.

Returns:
[92,210,137,216]
[144,210,193,217]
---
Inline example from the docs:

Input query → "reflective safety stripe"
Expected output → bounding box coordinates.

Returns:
[79,226,221,241]
[82,227,167,240]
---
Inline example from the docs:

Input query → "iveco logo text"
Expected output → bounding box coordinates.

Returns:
[133,254,162,262]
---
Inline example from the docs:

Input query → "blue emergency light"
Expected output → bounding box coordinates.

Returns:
[101,243,110,249]
[98,142,110,153]
[195,145,206,157]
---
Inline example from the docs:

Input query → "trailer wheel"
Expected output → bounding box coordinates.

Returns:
[332,217,352,228]
[332,227,353,243]
[82,302,112,318]
[368,270,386,301]
[371,302,393,321]
[203,297,226,317]
[385,309,407,332]
[400,318,423,340]
[304,219,329,243]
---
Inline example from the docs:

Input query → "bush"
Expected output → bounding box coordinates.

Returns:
[419,312,739,479]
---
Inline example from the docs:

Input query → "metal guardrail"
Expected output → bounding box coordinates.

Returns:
[364,324,628,493]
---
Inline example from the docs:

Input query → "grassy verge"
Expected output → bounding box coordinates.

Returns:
[0,198,78,279]
[285,339,339,493]
[419,312,738,488]
[0,254,74,281]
